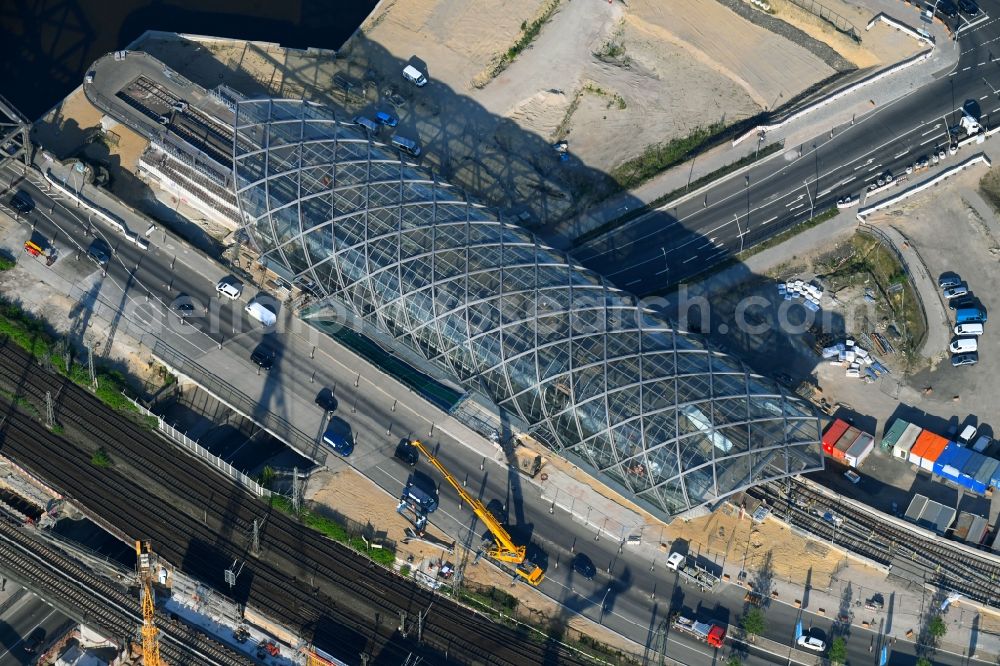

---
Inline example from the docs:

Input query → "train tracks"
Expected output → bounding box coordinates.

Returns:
[0,341,597,665]
[748,478,1000,608]
[0,515,250,666]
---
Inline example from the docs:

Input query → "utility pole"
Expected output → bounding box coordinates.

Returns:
[292,466,301,512]
[251,519,260,557]
[45,391,54,428]
[803,179,815,220]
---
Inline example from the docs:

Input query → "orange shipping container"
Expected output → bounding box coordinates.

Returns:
[919,434,950,471]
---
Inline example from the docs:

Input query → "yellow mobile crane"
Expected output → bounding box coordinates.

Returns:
[408,440,544,585]
[135,540,162,666]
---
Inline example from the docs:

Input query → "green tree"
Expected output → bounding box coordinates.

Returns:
[927,615,947,643]
[725,657,743,666]
[916,658,933,666]
[828,637,847,665]
[90,447,112,468]
[740,607,766,642]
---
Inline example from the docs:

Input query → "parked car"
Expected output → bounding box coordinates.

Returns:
[938,274,962,289]
[402,64,428,87]
[949,337,978,354]
[938,148,948,160]
[22,628,45,655]
[937,0,959,17]
[375,110,399,127]
[943,285,969,299]
[915,156,930,169]
[174,301,195,318]
[955,323,984,336]
[836,195,859,209]
[394,438,419,465]
[952,352,979,367]
[797,634,826,652]
[949,296,978,311]
[314,387,338,412]
[216,278,243,299]
[323,424,354,457]
[250,343,276,370]
[959,0,979,15]
[572,552,597,579]
[844,470,861,484]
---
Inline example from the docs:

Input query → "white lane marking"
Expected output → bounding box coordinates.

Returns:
[963,66,972,71]
[981,95,989,100]
[788,203,805,212]
[866,163,883,173]
[698,239,715,249]
[920,136,938,146]
[626,279,641,286]
[762,216,778,225]
[656,267,670,275]
[682,255,699,264]
[837,177,855,188]
[893,150,908,159]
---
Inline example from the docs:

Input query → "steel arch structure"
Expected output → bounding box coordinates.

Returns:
[232,98,822,517]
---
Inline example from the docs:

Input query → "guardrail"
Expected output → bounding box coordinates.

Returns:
[788,0,860,41]
[151,340,323,463]
[124,394,271,498]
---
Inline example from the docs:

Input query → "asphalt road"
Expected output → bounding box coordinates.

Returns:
[4,165,996,665]
[574,6,1000,297]
[0,583,73,666]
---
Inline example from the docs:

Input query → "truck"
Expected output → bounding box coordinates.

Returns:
[671,614,726,648]
[666,552,721,591]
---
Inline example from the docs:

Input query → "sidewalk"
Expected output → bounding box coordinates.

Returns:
[549,0,959,249]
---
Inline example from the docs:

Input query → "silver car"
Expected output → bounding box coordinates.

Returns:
[943,285,969,299]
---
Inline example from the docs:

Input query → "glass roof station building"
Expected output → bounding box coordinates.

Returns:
[232,98,823,518]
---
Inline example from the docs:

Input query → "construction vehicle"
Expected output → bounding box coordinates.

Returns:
[665,552,721,591]
[135,540,162,666]
[409,440,544,585]
[512,436,546,478]
[671,614,726,648]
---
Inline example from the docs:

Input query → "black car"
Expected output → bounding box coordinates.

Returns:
[22,628,45,654]
[87,239,111,267]
[949,296,978,311]
[250,343,276,370]
[394,438,419,465]
[937,0,959,17]
[315,387,338,412]
[174,302,195,317]
[9,190,33,214]
[959,0,979,15]
[572,552,597,579]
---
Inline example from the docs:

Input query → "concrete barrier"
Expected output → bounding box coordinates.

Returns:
[733,48,933,145]
[43,169,150,250]
[856,153,992,219]
[866,13,933,45]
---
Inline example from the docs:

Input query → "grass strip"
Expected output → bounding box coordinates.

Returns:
[270,495,396,566]
[572,141,784,249]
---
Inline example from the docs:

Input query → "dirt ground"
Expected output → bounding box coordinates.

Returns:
[33,87,149,171]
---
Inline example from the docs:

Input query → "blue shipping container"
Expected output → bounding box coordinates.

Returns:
[934,443,972,480]
[961,451,985,479]
[989,458,1000,490]
[961,452,988,494]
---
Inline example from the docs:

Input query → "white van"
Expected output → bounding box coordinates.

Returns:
[949,337,978,354]
[402,64,427,87]
[954,323,984,336]
[391,135,421,157]
[245,301,276,326]
[216,279,243,299]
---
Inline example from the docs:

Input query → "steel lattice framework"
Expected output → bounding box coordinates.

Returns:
[232,98,822,516]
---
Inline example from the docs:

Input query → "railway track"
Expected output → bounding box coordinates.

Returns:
[0,341,597,665]
[0,514,250,666]
[748,478,1000,607]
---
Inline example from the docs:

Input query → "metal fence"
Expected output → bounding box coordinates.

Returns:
[125,393,272,498]
[786,0,861,42]
[857,223,929,351]
[152,341,324,463]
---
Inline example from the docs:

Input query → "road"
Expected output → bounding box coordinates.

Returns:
[3,163,995,665]
[574,6,1000,297]
[0,583,73,666]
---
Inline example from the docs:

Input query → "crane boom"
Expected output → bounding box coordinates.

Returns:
[135,540,162,666]
[409,440,543,584]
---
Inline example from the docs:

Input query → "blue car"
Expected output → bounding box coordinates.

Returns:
[322,425,354,456]
[375,110,398,127]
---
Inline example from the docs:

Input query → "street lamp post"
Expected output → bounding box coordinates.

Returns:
[599,585,612,625]
[804,179,814,220]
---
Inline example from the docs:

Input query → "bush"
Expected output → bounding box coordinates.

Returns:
[828,637,847,665]
[740,607,766,639]
[927,615,947,642]
[91,447,112,467]
[0,256,16,271]
[611,123,725,190]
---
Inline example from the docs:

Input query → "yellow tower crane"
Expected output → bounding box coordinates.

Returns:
[408,440,544,585]
[135,540,162,666]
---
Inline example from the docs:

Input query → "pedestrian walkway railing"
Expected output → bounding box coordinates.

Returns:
[786,0,860,42]
[152,340,323,463]
[123,392,271,498]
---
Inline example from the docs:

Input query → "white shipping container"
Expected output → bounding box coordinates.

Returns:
[845,433,875,468]
[894,423,922,459]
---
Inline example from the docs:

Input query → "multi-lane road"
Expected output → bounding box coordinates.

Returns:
[575,6,1000,296]
[3,160,996,665]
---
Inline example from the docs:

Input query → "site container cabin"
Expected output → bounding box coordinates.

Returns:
[831,426,861,461]
[893,423,922,460]
[845,433,875,468]
[974,457,1000,494]
[880,418,909,450]
[910,431,949,470]
[822,419,851,454]
[960,453,990,494]
[933,443,973,484]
